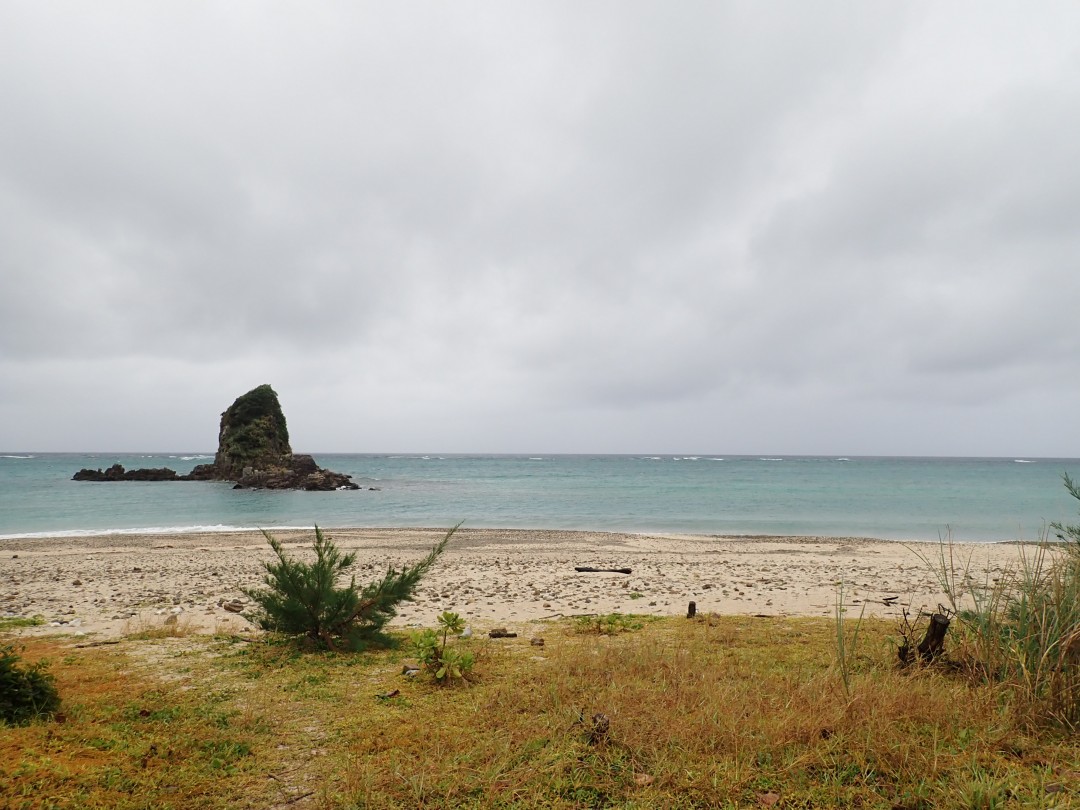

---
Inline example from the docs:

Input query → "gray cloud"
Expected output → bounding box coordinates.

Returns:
[2,2,1078,455]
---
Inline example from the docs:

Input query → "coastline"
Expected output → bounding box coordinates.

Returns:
[1,528,1041,640]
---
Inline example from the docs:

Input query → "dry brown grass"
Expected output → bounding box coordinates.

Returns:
[2,615,1077,809]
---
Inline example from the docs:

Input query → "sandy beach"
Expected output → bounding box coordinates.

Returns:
[0,528,1040,639]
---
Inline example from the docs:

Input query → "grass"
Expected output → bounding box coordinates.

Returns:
[2,615,1078,809]
[0,616,45,631]
[915,531,1080,728]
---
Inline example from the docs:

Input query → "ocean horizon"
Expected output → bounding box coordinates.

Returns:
[2,453,1078,543]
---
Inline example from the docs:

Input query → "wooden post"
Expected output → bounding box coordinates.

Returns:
[687,601,696,619]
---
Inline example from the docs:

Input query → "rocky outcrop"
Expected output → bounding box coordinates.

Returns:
[227,453,359,491]
[187,385,359,490]
[207,383,293,481]
[73,384,359,491]
[73,464,181,482]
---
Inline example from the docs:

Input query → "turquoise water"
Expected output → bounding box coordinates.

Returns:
[0,453,1077,542]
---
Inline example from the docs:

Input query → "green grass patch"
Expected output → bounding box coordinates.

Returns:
[0,616,45,631]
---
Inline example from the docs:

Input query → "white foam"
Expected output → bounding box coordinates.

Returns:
[0,524,288,541]
[760,457,784,461]
[0,455,35,459]
[180,455,214,461]
[1014,459,1034,463]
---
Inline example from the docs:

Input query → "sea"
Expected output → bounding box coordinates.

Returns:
[1,453,1078,543]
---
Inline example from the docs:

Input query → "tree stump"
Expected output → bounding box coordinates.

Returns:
[917,613,950,661]
[900,612,951,664]
[687,601,696,619]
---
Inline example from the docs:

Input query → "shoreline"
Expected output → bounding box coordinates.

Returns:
[1,527,1044,640]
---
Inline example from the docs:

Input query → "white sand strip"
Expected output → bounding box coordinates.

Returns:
[0,528,1041,639]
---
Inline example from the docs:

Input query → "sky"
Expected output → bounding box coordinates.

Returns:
[2,2,1078,456]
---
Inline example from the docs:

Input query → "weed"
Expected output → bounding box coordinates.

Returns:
[917,511,1080,726]
[834,581,866,699]
[0,643,60,725]
[413,611,475,683]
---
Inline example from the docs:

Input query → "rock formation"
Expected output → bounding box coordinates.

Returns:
[193,383,292,481]
[73,384,359,491]
[72,464,181,482]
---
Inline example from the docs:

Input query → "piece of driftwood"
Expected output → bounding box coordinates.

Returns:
[489,628,518,639]
[575,566,633,574]
[687,601,696,619]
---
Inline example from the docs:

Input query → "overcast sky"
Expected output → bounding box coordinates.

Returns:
[2,2,1078,456]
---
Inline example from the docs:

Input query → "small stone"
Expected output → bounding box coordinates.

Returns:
[530,637,545,647]
[72,579,82,586]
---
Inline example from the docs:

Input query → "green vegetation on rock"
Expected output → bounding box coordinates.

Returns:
[214,384,291,478]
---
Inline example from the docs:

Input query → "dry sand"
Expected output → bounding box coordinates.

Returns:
[0,528,1039,639]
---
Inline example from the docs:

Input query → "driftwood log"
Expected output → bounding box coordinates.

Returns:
[574,566,633,574]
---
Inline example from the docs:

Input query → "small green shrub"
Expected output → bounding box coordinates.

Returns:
[244,524,458,650]
[413,611,475,683]
[1,644,61,725]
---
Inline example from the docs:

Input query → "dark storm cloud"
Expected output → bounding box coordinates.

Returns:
[1,2,1078,453]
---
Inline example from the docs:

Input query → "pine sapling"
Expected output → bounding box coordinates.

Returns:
[244,523,459,650]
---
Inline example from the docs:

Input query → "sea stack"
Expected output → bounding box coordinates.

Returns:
[187,384,359,490]
[73,384,359,491]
